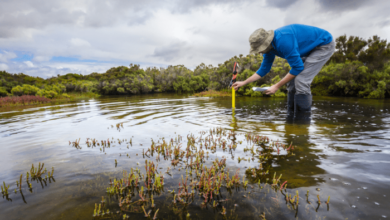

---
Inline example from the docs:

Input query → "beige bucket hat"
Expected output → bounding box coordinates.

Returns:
[249,28,274,54]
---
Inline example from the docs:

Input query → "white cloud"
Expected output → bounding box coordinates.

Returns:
[0,63,9,70]
[32,56,51,62]
[0,51,17,63]
[24,61,34,67]
[70,38,91,47]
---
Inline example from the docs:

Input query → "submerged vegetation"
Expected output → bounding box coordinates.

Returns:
[1,34,390,103]
[64,127,333,219]
[1,163,55,203]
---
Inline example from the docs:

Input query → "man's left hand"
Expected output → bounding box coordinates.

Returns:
[264,85,279,95]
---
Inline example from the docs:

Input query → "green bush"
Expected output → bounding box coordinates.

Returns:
[11,84,40,96]
[36,89,58,99]
[312,61,390,98]
[61,93,71,98]
[117,87,125,93]
[0,87,8,96]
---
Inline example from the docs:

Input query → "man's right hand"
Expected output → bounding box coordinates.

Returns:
[231,73,261,91]
[232,81,246,91]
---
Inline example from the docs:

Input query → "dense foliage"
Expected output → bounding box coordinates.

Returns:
[1,35,390,99]
[314,35,390,98]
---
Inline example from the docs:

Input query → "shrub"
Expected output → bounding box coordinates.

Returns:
[0,87,8,96]
[36,89,58,99]
[11,84,40,96]
[61,93,71,98]
[117,87,125,93]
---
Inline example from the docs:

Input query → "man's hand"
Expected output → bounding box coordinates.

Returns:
[264,85,279,95]
[231,73,262,91]
[232,81,246,91]
[264,73,296,95]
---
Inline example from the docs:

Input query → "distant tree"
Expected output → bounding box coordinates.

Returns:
[329,35,367,63]
[330,35,390,70]
[358,35,390,70]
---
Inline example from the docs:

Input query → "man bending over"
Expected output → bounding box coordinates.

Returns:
[232,24,335,120]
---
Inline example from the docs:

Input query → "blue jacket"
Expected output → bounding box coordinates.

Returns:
[256,24,333,77]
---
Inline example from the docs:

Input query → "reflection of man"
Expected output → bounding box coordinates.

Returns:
[233,24,335,119]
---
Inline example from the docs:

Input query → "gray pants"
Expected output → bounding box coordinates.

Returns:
[287,41,335,95]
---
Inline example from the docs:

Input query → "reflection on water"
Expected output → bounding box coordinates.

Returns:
[1,94,390,219]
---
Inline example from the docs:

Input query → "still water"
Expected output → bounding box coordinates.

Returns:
[0,94,389,219]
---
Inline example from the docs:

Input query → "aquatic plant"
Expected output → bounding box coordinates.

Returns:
[1,181,10,195]
[69,138,81,149]
[221,206,226,215]
[280,181,287,191]
[1,163,55,203]
[142,206,150,217]
[19,174,22,190]
[115,123,124,130]
[326,196,330,204]
[82,127,301,219]
[30,162,46,178]
[93,203,97,217]
[153,209,159,220]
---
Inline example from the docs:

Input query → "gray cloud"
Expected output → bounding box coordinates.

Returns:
[0,0,155,38]
[152,40,190,62]
[0,0,389,78]
[0,0,253,39]
[170,0,252,13]
[316,0,369,12]
[376,19,390,28]
[265,0,299,10]
[0,1,86,38]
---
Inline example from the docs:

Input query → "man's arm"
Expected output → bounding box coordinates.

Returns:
[232,73,261,90]
[264,73,295,95]
[265,35,301,95]
[232,53,275,91]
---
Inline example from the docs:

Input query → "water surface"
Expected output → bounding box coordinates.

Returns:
[1,94,389,219]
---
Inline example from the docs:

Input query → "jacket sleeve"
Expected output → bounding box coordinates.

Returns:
[256,53,275,77]
[279,34,304,76]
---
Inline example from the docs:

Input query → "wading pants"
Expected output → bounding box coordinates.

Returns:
[286,40,335,122]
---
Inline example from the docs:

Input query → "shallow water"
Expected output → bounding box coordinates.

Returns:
[1,94,390,219]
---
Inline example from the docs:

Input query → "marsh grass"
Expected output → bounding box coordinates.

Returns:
[0,92,99,108]
[193,90,232,97]
[0,95,50,107]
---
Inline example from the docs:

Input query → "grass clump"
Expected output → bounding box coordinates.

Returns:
[0,95,51,107]
[193,90,232,97]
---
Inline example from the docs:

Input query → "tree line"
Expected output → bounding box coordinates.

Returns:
[1,34,390,99]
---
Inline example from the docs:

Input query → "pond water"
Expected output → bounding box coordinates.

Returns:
[1,94,389,220]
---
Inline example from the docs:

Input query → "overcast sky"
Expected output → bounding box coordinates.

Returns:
[0,0,389,78]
